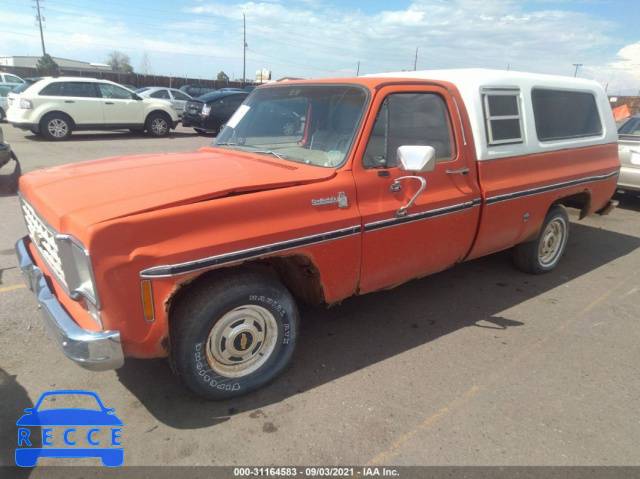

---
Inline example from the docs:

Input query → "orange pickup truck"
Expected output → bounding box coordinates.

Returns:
[16,69,620,399]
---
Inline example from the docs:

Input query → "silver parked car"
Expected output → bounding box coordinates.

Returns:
[617,114,640,193]
[136,87,194,118]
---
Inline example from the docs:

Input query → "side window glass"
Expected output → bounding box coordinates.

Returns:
[39,82,67,97]
[6,75,23,83]
[363,93,456,169]
[151,90,170,99]
[619,118,640,136]
[172,91,191,101]
[532,89,602,141]
[67,82,97,98]
[483,91,523,145]
[98,84,133,100]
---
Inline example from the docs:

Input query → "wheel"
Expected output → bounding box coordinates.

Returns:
[40,113,72,141]
[513,205,569,274]
[145,113,171,138]
[281,120,296,135]
[0,106,5,122]
[29,128,42,136]
[170,272,299,400]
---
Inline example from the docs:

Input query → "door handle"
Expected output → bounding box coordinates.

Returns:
[446,168,469,176]
[105,102,114,105]
[64,100,75,103]
[390,176,426,218]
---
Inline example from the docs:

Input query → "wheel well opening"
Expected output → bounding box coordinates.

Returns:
[167,255,326,320]
[147,110,171,122]
[41,111,76,129]
[554,191,591,219]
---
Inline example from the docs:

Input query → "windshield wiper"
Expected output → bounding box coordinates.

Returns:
[252,150,286,160]
[216,142,237,150]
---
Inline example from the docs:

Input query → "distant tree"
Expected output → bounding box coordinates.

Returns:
[37,54,58,70]
[139,53,152,75]
[107,51,134,74]
[217,71,229,81]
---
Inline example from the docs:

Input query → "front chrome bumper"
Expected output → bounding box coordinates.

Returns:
[16,237,124,371]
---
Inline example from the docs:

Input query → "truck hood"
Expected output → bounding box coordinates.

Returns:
[20,147,336,234]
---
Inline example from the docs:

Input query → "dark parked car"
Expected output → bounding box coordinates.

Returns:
[182,91,248,135]
[179,84,217,97]
[0,125,21,192]
[247,99,303,136]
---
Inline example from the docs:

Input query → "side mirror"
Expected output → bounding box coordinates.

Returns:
[397,145,436,172]
[133,93,142,101]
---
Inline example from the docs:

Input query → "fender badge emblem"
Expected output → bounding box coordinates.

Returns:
[311,191,348,209]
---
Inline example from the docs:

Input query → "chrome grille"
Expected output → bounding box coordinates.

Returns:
[20,198,68,288]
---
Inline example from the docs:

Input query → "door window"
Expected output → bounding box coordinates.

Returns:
[172,91,191,101]
[97,84,134,100]
[5,74,23,83]
[67,82,98,97]
[363,93,456,169]
[150,89,170,99]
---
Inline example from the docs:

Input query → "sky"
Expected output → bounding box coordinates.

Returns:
[1,0,639,94]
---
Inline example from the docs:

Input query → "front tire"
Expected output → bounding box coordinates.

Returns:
[513,205,569,274]
[40,113,72,141]
[170,272,299,400]
[145,113,171,138]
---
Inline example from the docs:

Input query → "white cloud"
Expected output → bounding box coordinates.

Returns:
[0,0,638,93]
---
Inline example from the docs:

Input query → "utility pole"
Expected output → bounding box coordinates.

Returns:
[414,47,418,71]
[573,63,582,77]
[33,0,46,56]
[243,13,247,87]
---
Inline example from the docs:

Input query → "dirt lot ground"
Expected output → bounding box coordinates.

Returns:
[0,124,639,477]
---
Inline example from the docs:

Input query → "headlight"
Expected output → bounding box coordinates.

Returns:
[56,234,100,309]
[201,104,211,117]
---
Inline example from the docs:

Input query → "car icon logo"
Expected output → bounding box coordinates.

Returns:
[15,390,123,467]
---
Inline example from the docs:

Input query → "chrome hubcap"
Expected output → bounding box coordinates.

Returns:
[48,119,68,138]
[152,118,167,135]
[206,305,278,378]
[539,218,566,265]
[282,122,294,135]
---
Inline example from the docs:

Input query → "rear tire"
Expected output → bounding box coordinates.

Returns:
[40,113,72,141]
[0,106,5,122]
[513,205,569,274]
[170,272,299,400]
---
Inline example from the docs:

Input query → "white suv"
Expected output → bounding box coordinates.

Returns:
[7,77,179,141]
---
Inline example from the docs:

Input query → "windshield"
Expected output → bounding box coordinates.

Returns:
[213,84,368,168]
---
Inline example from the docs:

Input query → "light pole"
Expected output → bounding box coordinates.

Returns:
[243,13,247,87]
[573,63,582,77]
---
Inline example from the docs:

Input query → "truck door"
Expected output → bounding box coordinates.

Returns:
[354,85,481,294]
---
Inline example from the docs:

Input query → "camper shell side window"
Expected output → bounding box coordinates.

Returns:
[531,88,602,142]
[482,88,523,146]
